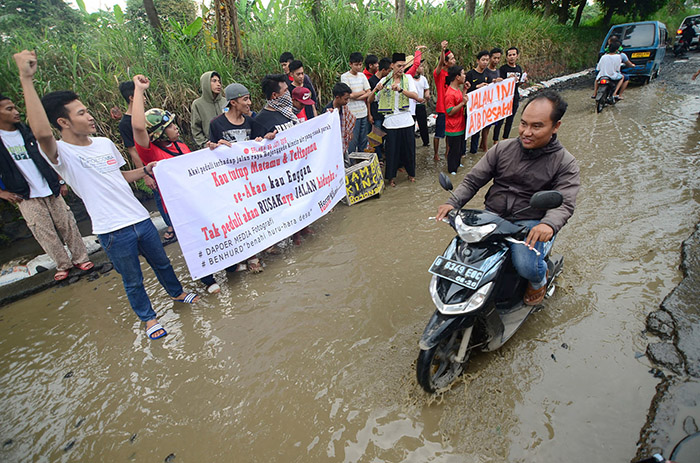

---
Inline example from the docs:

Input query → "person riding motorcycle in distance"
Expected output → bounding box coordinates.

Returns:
[592,37,625,100]
[435,90,580,306]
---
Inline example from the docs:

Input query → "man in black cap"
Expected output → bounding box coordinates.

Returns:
[371,53,421,187]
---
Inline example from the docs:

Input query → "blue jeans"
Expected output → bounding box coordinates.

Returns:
[348,116,370,154]
[509,220,555,290]
[153,186,171,228]
[97,219,183,322]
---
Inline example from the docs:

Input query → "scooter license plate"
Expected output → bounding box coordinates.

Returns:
[429,256,484,289]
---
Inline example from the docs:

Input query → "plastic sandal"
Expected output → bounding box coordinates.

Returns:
[146,322,167,340]
[54,270,70,281]
[207,283,221,294]
[172,292,198,304]
[74,261,94,271]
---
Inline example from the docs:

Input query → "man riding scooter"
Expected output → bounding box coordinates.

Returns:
[592,38,625,100]
[435,90,580,305]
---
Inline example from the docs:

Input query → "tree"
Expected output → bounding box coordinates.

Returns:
[0,0,82,35]
[396,0,406,21]
[143,0,162,33]
[466,0,476,18]
[125,0,198,26]
[557,0,570,23]
[215,0,243,59]
[597,0,668,27]
[572,0,586,27]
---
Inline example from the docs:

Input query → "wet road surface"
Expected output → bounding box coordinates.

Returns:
[1,57,699,462]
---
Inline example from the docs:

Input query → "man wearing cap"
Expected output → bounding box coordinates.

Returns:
[291,87,316,123]
[208,83,268,273]
[132,74,221,294]
[208,83,264,144]
[371,52,421,187]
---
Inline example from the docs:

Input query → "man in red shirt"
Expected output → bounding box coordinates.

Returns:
[363,55,378,81]
[433,40,459,162]
[444,66,468,175]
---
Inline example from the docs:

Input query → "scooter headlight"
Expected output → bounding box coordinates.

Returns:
[430,276,494,315]
[454,215,497,243]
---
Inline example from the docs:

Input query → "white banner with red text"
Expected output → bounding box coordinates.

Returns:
[153,111,346,280]
[465,77,517,138]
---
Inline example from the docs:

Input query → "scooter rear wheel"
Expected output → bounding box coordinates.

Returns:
[416,330,471,393]
[596,98,605,113]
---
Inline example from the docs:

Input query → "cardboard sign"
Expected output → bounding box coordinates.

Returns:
[344,152,384,205]
[465,77,517,138]
[154,111,346,279]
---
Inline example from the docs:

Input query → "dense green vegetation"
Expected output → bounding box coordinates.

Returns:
[0,0,696,159]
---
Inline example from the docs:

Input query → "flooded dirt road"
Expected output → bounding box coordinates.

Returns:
[1,58,699,462]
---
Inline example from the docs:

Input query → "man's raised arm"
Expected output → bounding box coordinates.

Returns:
[13,50,58,163]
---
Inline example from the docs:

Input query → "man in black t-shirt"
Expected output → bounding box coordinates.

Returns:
[209,83,264,145]
[493,46,527,142]
[253,74,297,139]
[465,50,492,154]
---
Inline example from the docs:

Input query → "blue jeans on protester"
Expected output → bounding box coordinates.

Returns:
[97,219,184,322]
[348,116,370,154]
[509,219,555,290]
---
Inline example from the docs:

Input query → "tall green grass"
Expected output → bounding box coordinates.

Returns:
[1,4,607,165]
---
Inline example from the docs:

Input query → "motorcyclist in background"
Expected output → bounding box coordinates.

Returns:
[592,38,625,100]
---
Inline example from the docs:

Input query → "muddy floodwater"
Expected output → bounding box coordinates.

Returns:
[2,60,699,462]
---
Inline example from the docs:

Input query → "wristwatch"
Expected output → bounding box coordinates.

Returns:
[398,88,404,93]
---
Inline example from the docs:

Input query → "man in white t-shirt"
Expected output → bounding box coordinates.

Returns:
[0,94,91,281]
[340,52,372,154]
[14,50,198,342]
[593,38,624,100]
[370,53,421,187]
[411,65,431,147]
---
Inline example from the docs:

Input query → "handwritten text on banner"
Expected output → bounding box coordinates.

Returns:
[154,111,346,279]
[465,77,517,138]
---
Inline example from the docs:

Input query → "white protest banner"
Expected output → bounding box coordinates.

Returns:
[465,77,517,138]
[153,111,346,280]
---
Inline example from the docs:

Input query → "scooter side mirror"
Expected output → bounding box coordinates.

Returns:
[439,172,454,191]
[530,190,563,210]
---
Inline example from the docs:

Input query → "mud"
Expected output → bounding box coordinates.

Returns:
[0,55,699,462]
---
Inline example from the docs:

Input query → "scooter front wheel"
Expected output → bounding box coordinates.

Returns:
[416,329,471,393]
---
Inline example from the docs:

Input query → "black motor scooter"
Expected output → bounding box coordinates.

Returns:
[595,76,619,113]
[416,174,565,393]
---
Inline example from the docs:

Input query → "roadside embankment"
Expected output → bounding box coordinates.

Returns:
[636,222,700,460]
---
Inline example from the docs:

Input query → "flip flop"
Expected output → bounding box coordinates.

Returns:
[247,258,264,274]
[163,230,176,241]
[54,270,70,281]
[74,261,94,271]
[207,283,221,294]
[146,323,167,340]
[172,292,198,304]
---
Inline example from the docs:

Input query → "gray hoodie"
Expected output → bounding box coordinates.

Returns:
[190,71,226,148]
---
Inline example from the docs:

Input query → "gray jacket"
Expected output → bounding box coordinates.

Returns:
[447,136,580,233]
